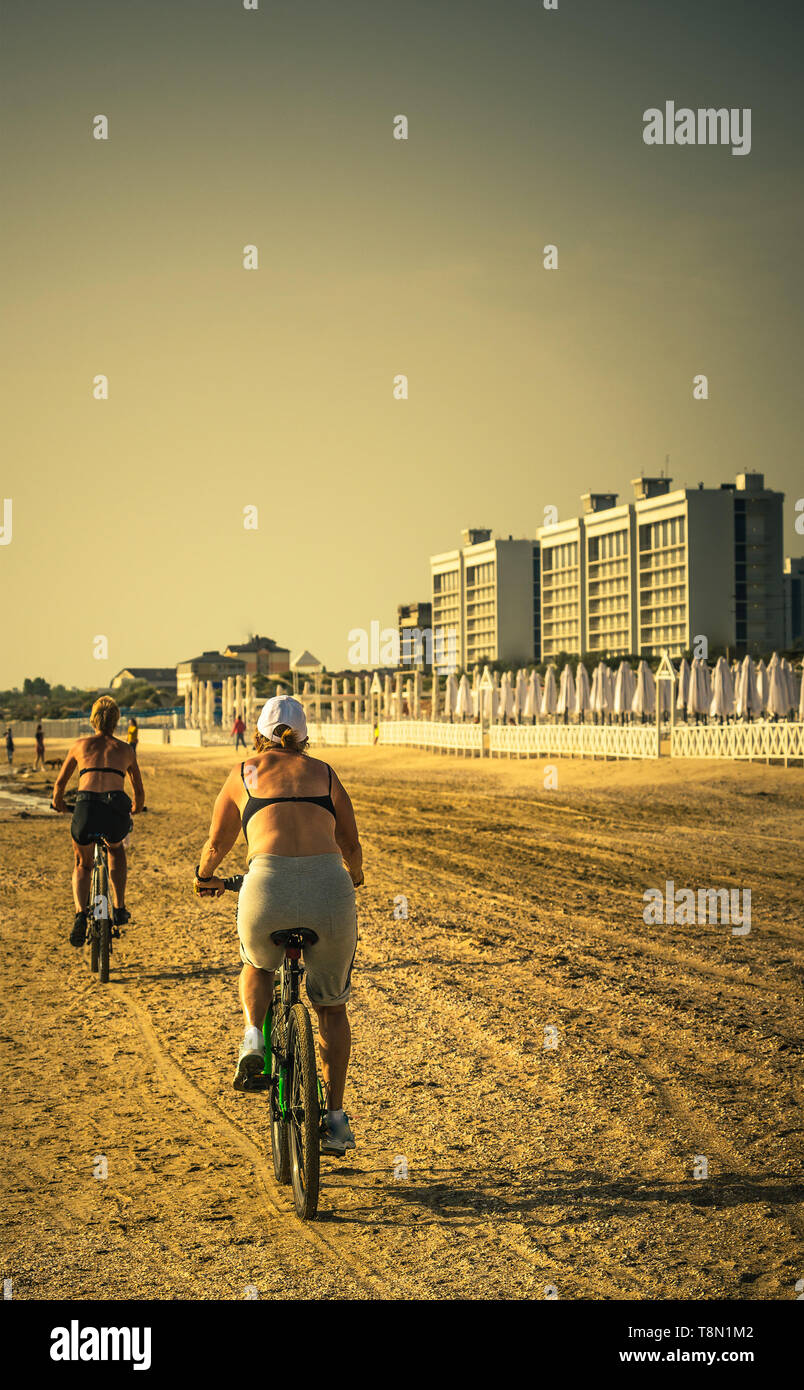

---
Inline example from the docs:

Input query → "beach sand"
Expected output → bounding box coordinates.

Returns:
[1,743,802,1300]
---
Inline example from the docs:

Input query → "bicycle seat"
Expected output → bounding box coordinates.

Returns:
[269,928,319,946]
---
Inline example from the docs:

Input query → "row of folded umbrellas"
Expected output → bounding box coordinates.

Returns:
[303,653,803,721]
[427,653,803,720]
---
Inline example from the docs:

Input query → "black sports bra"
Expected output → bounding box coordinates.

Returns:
[240,762,336,838]
[79,766,125,778]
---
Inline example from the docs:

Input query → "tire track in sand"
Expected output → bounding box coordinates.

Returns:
[112,984,402,1300]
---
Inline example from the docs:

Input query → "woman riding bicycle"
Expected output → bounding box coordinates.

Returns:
[194,696,363,1156]
[52,695,145,945]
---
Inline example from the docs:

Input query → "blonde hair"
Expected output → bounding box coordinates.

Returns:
[254,723,308,754]
[90,696,120,736]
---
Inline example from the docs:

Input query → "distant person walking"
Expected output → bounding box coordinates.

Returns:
[232,713,247,749]
[34,722,45,771]
[5,727,13,767]
[126,717,139,753]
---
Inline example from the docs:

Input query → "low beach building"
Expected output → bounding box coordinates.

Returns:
[223,635,290,676]
[111,667,177,692]
[176,651,246,695]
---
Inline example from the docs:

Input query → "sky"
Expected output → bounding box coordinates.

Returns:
[1,0,802,686]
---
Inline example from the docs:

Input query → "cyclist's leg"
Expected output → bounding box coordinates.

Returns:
[106,840,127,911]
[300,857,357,1113]
[102,793,133,920]
[238,963,274,1030]
[71,838,93,912]
[312,1004,351,1110]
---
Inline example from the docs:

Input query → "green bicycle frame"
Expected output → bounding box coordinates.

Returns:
[264,1005,288,1117]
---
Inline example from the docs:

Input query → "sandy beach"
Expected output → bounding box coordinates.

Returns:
[1,742,802,1300]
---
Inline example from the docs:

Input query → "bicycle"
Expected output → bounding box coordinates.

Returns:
[222,874,325,1220]
[86,831,113,983]
[58,801,128,985]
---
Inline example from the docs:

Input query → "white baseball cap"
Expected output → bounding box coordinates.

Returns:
[256,695,308,744]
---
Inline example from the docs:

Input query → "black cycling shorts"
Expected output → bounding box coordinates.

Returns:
[71,790,132,846]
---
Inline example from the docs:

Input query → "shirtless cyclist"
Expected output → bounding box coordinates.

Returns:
[52,696,145,945]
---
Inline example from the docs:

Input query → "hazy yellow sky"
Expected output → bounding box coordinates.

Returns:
[2,0,802,685]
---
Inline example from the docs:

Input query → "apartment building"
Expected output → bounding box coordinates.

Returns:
[430,528,540,671]
[397,601,433,670]
[784,557,804,648]
[539,517,585,659]
[537,473,785,660]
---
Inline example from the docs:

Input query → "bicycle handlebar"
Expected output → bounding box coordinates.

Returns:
[194,873,243,898]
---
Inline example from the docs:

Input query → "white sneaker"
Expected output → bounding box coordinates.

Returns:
[321,1109,352,1157]
[233,1026,265,1091]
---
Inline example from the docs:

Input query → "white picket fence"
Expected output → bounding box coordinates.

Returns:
[489,723,660,759]
[378,720,484,755]
[4,719,92,739]
[306,722,375,747]
[106,714,803,765]
[671,720,804,764]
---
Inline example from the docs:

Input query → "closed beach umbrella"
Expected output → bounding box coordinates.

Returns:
[613,661,635,717]
[657,666,674,716]
[556,663,576,718]
[781,657,796,713]
[431,673,441,720]
[590,663,601,713]
[444,674,459,718]
[799,665,804,721]
[499,672,515,721]
[523,671,541,720]
[481,682,499,721]
[591,662,609,717]
[456,674,473,719]
[514,669,528,720]
[631,660,656,718]
[687,658,709,718]
[677,658,691,714]
[735,655,761,719]
[383,673,392,717]
[709,656,734,720]
[766,660,788,718]
[756,659,768,713]
[574,662,591,720]
[540,666,558,717]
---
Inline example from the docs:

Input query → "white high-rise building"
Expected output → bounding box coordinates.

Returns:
[430,529,540,671]
[537,473,785,660]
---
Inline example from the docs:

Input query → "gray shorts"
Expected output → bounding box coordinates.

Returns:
[236,853,358,1008]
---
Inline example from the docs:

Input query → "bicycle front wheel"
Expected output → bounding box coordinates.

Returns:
[269,1002,290,1186]
[91,857,111,983]
[286,1002,320,1220]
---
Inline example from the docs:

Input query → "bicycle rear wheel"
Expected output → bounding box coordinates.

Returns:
[268,999,290,1185]
[91,856,111,983]
[286,1002,320,1220]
